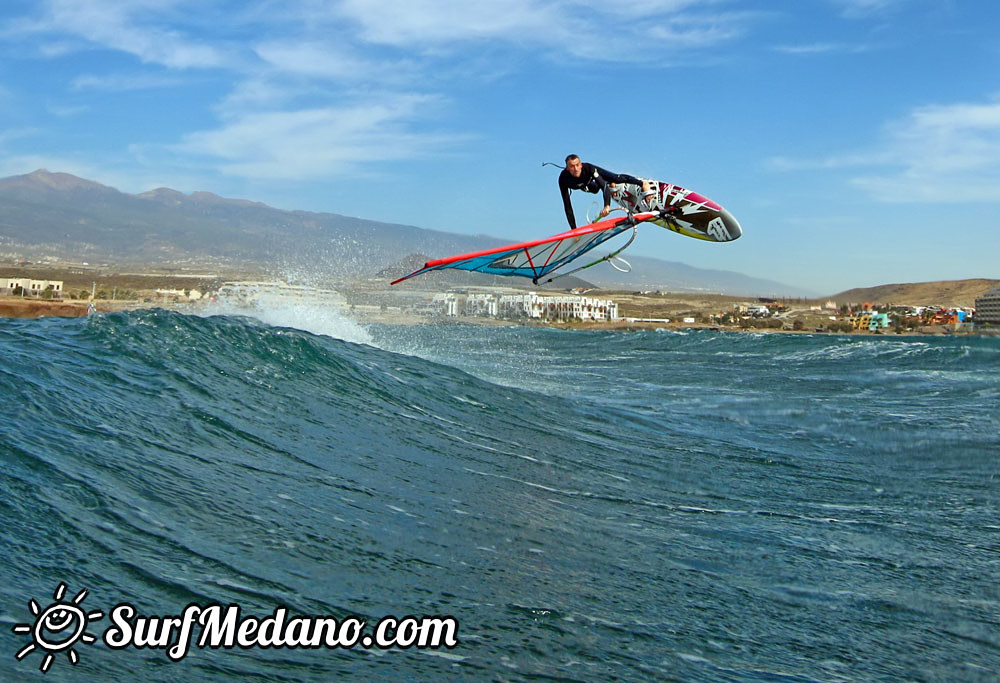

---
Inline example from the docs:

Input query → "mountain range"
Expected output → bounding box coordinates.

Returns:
[0,170,809,295]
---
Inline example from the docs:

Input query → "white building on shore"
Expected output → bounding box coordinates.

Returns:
[464,293,499,317]
[423,290,619,322]
[498,292,544,319]
[2,277,63,297]
[497,292,618,321]
[534,295,619,321]
[432,292,459,317]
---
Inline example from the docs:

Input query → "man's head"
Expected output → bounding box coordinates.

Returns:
[565,154,583,178]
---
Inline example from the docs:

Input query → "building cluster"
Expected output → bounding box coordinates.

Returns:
[732,298,814,319]
[733,303,775,318]
[716,297,986,332]
[429,291,619,321]
[974,287,1000,324]
[1,277,64,297]
[844,302,976,330]
[850,311,892,331]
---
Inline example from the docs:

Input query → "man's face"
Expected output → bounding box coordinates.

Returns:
[566,157,583,178]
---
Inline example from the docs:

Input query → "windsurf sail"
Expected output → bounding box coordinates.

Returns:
[391,212,656,285]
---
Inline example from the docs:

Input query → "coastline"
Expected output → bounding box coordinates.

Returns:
[345,307,985,337]
[0,263,993,337]
[0,297,164,319]
[0,295,989,337]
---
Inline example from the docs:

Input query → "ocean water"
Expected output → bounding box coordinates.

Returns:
[1,298,998,681]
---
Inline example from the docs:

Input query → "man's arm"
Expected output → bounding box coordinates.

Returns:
[598,177,612,216]
[559,174,578,230]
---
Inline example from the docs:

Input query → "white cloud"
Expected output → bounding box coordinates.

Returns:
[14,0,229,69]
[71,73,184,91]
[5,0,752,71]
[325,0,570,46]
[771,97,1000,203]
[213,77,295,115]
[252,41,420,86]
[179,1,753,182]
[47,103,90,117]
[772,42,873,55]
[175,95,471,180]
[854,99,1000,202]
[832,0,899,19]
[643,16,746,51]
[0,128,42,146]
[2,0,755,185]
[315,0,746,58]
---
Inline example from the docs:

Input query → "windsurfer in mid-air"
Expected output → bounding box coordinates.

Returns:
[558,154,651,230]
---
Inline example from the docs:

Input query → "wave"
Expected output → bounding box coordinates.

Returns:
[2,306,998,680]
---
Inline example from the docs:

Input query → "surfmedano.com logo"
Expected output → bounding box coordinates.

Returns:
[12,583,104,673]
[13,582,460,673]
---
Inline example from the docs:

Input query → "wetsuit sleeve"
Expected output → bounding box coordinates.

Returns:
[558,173,577,230]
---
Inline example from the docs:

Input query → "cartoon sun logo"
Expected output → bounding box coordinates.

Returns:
[12,582,104,673]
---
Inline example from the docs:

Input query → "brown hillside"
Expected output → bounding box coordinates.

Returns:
[830,279,999,308]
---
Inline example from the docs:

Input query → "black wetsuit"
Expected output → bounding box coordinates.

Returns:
[558,163,643,229]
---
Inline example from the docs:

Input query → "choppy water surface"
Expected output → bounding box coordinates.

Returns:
[1,303,997,681]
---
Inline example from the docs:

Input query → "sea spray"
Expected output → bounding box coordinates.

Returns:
[201,280,373,346]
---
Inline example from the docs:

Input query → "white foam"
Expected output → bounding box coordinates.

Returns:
[201,282,373,346]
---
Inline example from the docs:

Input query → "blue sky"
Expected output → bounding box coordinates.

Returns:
[0,0,998,293]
